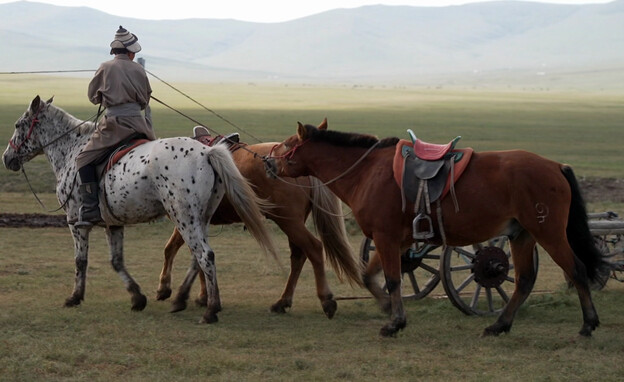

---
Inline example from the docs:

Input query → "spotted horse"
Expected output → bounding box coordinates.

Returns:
[2,96,279,324]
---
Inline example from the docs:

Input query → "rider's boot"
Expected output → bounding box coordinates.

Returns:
[75,164,101,229]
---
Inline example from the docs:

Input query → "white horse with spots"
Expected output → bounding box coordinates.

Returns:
[2,96,279,324]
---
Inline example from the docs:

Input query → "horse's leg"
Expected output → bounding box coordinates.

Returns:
[270,220,337,318]
[105,226,147,311]
[362,249,391,314]
[156,227,186,301]
[483,232,538,336]
[173,216,221,323]
[270,240,306,314]
[168,253,200,312]
[538,238,599,336]
[372,234,406,337]
[64,225,90,307]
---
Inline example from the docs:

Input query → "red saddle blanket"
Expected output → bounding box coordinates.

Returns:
[105,139,150,172]
[392,139,473,201]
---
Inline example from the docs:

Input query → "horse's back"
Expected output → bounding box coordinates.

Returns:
[444,149,571,243]
[104,137,222,223]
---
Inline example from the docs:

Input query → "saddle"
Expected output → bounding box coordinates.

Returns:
[192,126,244,152]
[392,137,473,240]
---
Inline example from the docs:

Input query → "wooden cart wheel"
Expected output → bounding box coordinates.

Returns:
[440,236,539,316]
[359,237,440,300]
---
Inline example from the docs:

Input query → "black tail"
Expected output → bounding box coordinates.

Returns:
[561,166,610,285]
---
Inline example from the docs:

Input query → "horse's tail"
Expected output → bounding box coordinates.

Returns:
[207,144,281,264]
[561,165,610,287]
[310,177,364,287]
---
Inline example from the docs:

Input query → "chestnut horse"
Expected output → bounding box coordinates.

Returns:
[266,119,608,337]
[156,140,363,318]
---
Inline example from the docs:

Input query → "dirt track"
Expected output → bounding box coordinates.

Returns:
[1,178,622,228]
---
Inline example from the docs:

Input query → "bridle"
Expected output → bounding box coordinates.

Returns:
[8,105,99,157]
[9,106,43,153]
[6,105,100,213]
[267,139,308,161]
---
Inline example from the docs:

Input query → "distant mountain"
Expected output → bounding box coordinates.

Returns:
[1,0,623,88]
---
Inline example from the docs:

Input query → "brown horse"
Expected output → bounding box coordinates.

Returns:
[156,141,363,318]
[266,119,608,337]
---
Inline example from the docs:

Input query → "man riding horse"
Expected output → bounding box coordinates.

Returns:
[75,25,156,228]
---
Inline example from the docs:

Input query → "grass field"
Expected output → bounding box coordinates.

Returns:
[1,75,624,381]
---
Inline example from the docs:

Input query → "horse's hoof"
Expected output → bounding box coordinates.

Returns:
[131,294,147,311]
[156,288,172,301]
[64,295,82,307]
[170,299,187,313]
[379,325,398,338]
[579,323,598,337]
[270,300,291,314]
[199,313,219,324]
[194,296,208,307]
[379,318,406,337]
[482,323,511,337]
[322,299,337,319]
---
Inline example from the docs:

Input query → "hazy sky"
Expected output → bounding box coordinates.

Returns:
[0,0,614,22]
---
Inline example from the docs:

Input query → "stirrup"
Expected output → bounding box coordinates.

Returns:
[412,213,434,240]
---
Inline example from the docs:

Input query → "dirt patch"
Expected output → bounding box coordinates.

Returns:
[578,177,624,204]
[1,178,622,228]
[0,213,67,228]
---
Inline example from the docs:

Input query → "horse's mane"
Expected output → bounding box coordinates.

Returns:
[48,103,96,135]
[303,124,399,149]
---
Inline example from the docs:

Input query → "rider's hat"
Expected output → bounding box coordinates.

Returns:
[110,25,141,54]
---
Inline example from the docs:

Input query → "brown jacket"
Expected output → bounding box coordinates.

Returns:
[76,54,156,168]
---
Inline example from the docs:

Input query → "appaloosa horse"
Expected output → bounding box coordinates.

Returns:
[2,96,278,324]
[157,137,363,318]
[266,119,608,337]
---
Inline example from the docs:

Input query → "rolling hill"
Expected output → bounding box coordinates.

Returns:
[1,0,623,88]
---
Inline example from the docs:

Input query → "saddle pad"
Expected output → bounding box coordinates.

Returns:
[393,139,473,201]
[105,139,149,172]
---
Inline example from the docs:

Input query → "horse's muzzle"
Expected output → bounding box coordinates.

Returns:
[2,151,21,172]
[263,157,278,179]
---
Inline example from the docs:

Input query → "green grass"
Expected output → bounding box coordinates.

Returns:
[1,76,624,380]
[1,207,624,381]
[1,76,623,194]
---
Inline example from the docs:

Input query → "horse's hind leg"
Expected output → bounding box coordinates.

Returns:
[169,254,202,312]
[157,227,186,301]
[483,232,538,336]
[106,226,147,311]
[270,221,336,318]
[64,225,90,307]
[539,238,599,336]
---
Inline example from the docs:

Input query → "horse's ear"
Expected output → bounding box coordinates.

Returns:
[317,118,328,130]
[46,96,54,104]
[30,95,41,112]
[297,122,307,140]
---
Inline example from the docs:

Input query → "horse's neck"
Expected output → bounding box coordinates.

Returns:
[42,108,93,184]
[305,146,375,206]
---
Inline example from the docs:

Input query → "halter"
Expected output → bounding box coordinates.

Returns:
[267,139,308,160]
[9,106,42,153]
